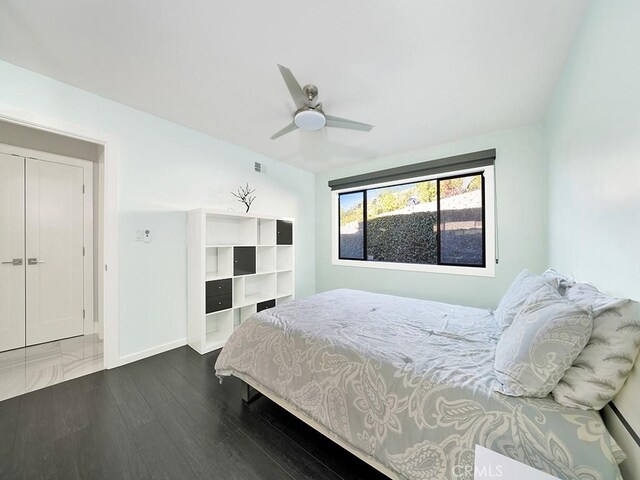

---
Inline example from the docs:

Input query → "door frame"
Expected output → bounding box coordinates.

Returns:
[1,144,95,335]
[0,104,119,368]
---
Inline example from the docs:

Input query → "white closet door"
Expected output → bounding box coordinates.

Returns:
[26,158,84,345]
[0,153,25,352]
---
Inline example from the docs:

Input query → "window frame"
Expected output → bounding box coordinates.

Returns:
[332,165,496,277]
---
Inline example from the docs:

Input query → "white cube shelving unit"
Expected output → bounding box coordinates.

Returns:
[187,209,295,354]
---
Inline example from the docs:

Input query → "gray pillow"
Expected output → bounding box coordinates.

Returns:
[553,299,640,410]
[494,283,593,397]
[564,282,627,316]
[495,270,552,330]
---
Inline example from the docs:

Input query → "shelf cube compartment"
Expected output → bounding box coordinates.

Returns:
[232,308,241,328]
[256,246,276,273]
[258,219,276,246]
[243,273,276,306]
[206,214,257,246]
[277,271,294,297]
[276,245,294,271]
[206,310,234,348]
[233,277,244,306]
[276,295,294,306]
[205,247,232,280]
[276,220,293,245]
[233,246,256,276]
[257,299,276,312]
[239,304,257,325]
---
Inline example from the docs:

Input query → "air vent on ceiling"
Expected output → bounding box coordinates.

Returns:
[254,162,263,173]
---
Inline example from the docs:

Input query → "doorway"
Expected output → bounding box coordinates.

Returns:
[0,131,103,400]
[0,109,118,370]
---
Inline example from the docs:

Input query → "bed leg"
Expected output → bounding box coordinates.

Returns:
[241,382,262,404]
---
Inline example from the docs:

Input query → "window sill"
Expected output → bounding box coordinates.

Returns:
[331,258,495,277]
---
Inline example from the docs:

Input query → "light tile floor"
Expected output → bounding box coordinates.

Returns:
[0,334,103,401]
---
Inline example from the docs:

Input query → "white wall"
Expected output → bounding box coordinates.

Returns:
[315,125,548,309]
[544,4,640,474]
[0,60,315,360]
[544,0,640,301]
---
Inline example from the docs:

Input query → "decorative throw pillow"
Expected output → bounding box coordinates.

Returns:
[564,282,627,316]
[542,268,575,295]
[494,284,593,397]
[495,270,552,330]
[553,300,640,410]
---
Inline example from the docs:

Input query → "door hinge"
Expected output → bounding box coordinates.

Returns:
[83,246,85,256]
[82,184,85,194]
[83,309,86,319]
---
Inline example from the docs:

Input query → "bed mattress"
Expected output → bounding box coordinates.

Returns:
[215,289,625,480]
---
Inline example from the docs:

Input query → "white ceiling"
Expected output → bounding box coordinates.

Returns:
[0,1,588,172]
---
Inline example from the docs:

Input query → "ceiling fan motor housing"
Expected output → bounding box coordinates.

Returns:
[303,84,319,103]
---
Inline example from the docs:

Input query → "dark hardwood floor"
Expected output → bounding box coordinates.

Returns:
[0,346,389,480]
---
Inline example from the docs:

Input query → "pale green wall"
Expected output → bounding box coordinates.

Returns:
[544,0,640,301]
[315,125,548,309]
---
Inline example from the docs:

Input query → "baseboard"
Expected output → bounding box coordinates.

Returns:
[116,338,187,368]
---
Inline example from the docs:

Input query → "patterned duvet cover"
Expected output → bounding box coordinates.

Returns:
[215,289,625,480]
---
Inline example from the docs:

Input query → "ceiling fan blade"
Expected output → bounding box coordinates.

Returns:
[325,114,374,132]
[277,64,308,109]
[270,121,298,140]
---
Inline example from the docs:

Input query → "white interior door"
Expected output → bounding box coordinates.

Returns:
[26,158,84,345]
[0,153,25,352]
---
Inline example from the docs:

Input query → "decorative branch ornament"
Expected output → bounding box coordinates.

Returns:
[231,183,256,213]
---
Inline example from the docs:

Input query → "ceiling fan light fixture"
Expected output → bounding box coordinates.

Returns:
[294,109,326,131]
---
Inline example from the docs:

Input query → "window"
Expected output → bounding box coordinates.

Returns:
[332,150,495,276]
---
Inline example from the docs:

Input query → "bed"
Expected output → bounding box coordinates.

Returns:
[215,289,628,480]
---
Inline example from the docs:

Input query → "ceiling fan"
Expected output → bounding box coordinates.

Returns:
[270,64,374,140]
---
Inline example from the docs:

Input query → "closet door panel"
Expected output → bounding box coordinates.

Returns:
[0,153,25,352]
[26,158,84,345]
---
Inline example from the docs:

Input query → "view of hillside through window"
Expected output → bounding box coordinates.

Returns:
[339,173,484,266]
[439,175,484,265]
[338,191,365,260]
